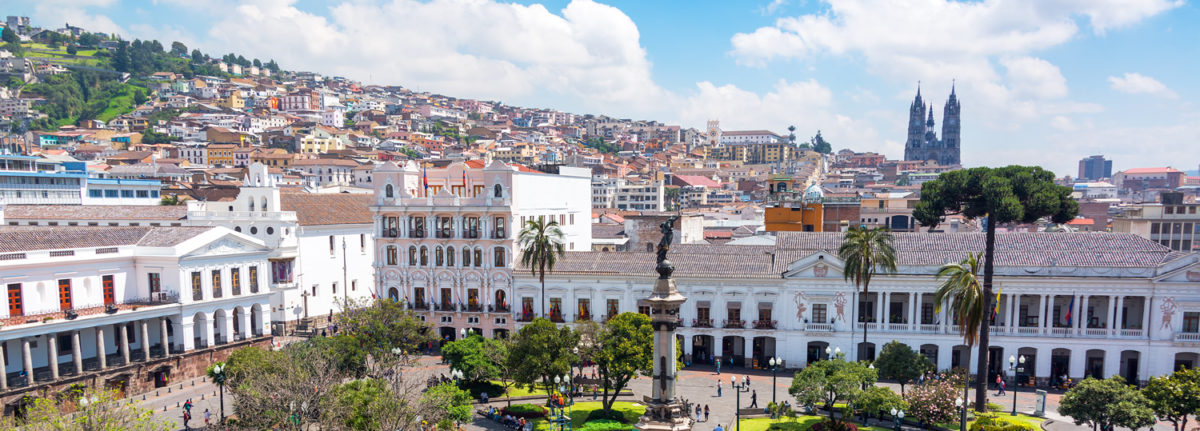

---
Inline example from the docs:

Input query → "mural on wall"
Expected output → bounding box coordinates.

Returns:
[834,292,848,322]
[1160,297,1177,330]
[793,292,808,320]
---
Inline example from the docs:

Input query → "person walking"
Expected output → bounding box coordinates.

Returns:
[714,423,724,431]
[996,374,1006,396]
[204,408,211,427]
[183,410,191,430]
[750,390,758,408]
[696,404,702,420]
[704,405,710,423]
[717,381,723,397]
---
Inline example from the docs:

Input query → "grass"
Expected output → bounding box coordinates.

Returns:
[96,89,135,122]
[480,380,558,398]
[530,401,646,431]
[935,413,1044,430]
[736,416,892,431]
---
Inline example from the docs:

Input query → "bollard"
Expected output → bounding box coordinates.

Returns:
[168,388,172,393]
[163,406,167,412]
[142,395,146,401]
[156,390,159,396]
[201,394,204,400]
[177,402,180,407]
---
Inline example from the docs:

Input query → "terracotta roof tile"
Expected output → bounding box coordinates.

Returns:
[0,226,214,252]
[279,193,374,226]
[5,205,187,221]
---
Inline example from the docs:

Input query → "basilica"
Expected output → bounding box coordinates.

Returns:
[903,85,961,166]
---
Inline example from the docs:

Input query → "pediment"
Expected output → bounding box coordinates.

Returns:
[182,235,268,259]
[782,251,844,279]
[1155,256,1200,283]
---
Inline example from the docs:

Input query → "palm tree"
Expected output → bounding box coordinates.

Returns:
[837,226,897,361]
[519,218,565,318]
[933,252,986,411]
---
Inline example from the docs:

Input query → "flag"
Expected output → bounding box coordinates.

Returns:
[1064,295,1075,326]
[992,286,1001,319]
[422,164,429,195]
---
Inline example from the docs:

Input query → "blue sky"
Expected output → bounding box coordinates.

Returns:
[10,0,1199,176]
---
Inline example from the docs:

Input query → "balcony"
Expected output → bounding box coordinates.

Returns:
[693,318,713,328]
[493,229,506,240]
[382,228,400,238]
[1015,326,1040,335]
[466,304,482,312]
[435,228,455,239]
[576,313,592,321]
[1082,328,1109,337]
[855,322,879,331]
[409,228,426,239]
[918,324,940,333]
[885,323,908,332]
[434,303,456,312]
[516,312,535,322]
[1117,328,1145,338]
[722,319,745,329]
[753,319,777,330]
[1174,332,1200,342]
[1049,327,1074,336]
[806,322,833,332]
[489,304,510,313]
[465,229,480,239]
[412,302,429,310]
[549,313,565,323]
[2,293,180,327]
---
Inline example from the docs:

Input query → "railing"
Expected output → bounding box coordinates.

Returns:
[1118,328,1144,337]
[1015,326,1041,335]
[989,326,1006,334]
[232,284,242,296]
[436,228,454,239]
[2,293,180,325]
[1049,327,1074,336]
[855,322,879,331]
[693,318,713,328]
[549,314,564,323]
[1083,328,1109,337]
[576,313,592,321]
[723,319,745,329]
[465,229,479,239]
[434,303,456,312]
[1174,332,1200,342]
[887,323,908,332]
[493,229,506,239]
[409,229,425,239]
[918,324,940,333]
[489,304,510,313]
[753,319,777,330]
[382,228,400,238]
[806,322,833,332]
[466,304,482,312]
[516,313,535,322]
[412,302,429,310]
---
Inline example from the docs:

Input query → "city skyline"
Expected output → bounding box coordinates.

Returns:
[12,0,1199,176]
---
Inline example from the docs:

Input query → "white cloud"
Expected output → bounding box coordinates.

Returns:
[760,0,788,15]
[1108,73,1178,99]
[29,0,126,36]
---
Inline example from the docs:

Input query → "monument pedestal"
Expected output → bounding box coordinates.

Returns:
[635,396,692,431]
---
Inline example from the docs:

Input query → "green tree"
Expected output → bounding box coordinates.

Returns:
[1142,368,1200,431]
[0,388,170,430]
[1059,376,1155,431]
[857,386,907,418]
[914,166,1077,411]
[837,225,897,361]
[933,251,984,413]
[788,356,877,423]
[191,49,204,63]
[519,218,565,317]
[873,341,932,396]
[442,333,502,382]
[170,41,188,56]
[595,312,654,415]
[78,32,100,47]
[66,44,78,56]
[112,43,130,72]
[508,318,579,398]
[423,382,474,429]
[1,27,17,44]
[133,88,148,106]
[337,297,435,358]
[328,379,392,431]
[811,130,832,153]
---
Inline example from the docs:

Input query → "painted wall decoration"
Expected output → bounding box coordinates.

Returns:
[1160,297,1177,330]
[794,291,808,320]
[834,292,847,322]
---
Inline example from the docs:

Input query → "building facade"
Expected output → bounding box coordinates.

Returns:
[903,85,961,166]
[371,160,591,340]
[1078,155,1113,181]
[515,232,1200,385]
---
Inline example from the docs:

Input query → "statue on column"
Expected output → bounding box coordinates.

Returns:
[656,216,679,279]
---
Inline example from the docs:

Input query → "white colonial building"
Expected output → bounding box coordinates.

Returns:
[516,232,1200,385]
[371,160,591,340]
[0,222,273,398]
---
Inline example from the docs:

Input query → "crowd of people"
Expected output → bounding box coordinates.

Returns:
[481,407,533,431]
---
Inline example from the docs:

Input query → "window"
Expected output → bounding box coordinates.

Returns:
[577,298,591,320]
[494,247,506,267]
[58,279,72,311]
[1151,223,1161,234]
[231,268,241,295]
[435,247,444,266]
[102,275,115,305]
[211,270,223,298]
[1184,312,1200,333]
[192,271,202,300]
[465,217,480,238]
[607,299,619,319]
[329,235,335,254]
[151,191,159,198]
[462,247,471,267]
[385,184,394,198]
[570,214,574,225]
[638,303,650,316]
[420,247,428,266]
[88,189,102,198]
[474,248,482,267]
[549,298,563,321]
[447,246,456,266]
[7,283,22,317]
[104,189,118,198]
[136,190,149,198]
[332,282,338,295]
[360,234,365,251]
[121,190,134,198]
[351,280,356,291]
[408,246,417,266]
[494,184,503,197]
[387,246,398,265]
[436,216,454,238]
[494,217,505,238]
[249,266,259,293]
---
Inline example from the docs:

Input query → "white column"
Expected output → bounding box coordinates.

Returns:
[47,333,59,380]
[140,321,150,361]
[239,308,252,339]
[119,323,131,364]
[876,292,885,324]
[71,331,82,375]
[180,318,196,351]
[908,293,917,328]
[0,342,7,390]
[1141,297,1151,335]
[1039,295,1049,333]
[95,328,107,369]
[1079,295,1090,332]
[221,312,234,344]
[22,338,33,386]
[160,318,170,356]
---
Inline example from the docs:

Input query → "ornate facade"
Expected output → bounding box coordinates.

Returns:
[903,85,961,166]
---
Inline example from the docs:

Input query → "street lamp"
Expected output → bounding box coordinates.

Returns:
[731,376,747,431]
[211,362,227,424]
[825,346,832,360]
[955,397,965,431]
[460,328,467,340]
[1010,355,1025,416]
[768,356,782,406]
[890,408,904,431]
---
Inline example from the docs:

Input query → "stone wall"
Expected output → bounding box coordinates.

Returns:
[2,336,272,415]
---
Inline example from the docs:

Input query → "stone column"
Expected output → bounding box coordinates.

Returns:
[0,342,7,390]
[96,328,107,369]
[876,292,885,324]
[140,321,150,361]
[22,338,33,386]
[1079,295,1090,331]
[47,334,59,380]
[180,319,195,352]
[1040,295,1049,333]
[71,331,82,375]
[1141,297,1151,335]
[240,308,253,339]
[160,318,170,356]
[119,323,131,364]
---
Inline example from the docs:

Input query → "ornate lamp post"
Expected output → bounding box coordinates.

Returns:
[211,362,227,423]
[890,408,905,431]
[731,375,746,431]
[769,356,782,406]
[1010,355,1025,415]
[955,397,965,431]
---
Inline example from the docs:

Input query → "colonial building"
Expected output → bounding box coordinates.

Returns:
[903,85,961,166]
[0,223,273,406]
[371,160,591,340]
[515,232,1200,386]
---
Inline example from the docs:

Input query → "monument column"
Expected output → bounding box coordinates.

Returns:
[636,216,692,431]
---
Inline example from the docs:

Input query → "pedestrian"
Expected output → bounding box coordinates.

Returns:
[714,423,724,431]
[593,386,598,400]
[996,374,1006,396]
[716,358,721,375]
[704,405,710,422]
[750,390,758,408]
[321,329,327,337]
[717,381,723,397]
[204,408,211,427]
[745,375,750,388]
[482,391,489,404]
[183,410,191,430]
[184,399,193,415]
[696,404,702,419]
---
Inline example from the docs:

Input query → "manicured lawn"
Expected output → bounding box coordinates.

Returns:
[736,416,891,431]
[935,413,1044,430]
[531,401,646,431]
[488,380,553,398]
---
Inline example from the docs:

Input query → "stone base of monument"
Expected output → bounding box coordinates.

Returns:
[634,396,693,431]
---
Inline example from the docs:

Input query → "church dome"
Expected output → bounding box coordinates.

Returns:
[803,184,824,203]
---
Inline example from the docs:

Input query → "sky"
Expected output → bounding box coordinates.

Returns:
[7,0,1199,177]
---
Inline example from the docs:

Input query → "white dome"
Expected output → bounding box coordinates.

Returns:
[803,184,824,203]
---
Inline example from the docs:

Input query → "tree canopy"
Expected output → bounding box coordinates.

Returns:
[336,297,434,358]
[594,312,654,414]
[873,341,933,396]
[1142,368,1200,431]
[1059,376,1155,431]
[441,333,503,382]
[789,356,877,422]
[913,166,1077,229]
[507,318,579,396]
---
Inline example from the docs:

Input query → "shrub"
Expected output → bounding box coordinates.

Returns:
[811,419,858,431]
[856,386,907,417]
[904,379,959,425]
[969,414,1036,431]
[767,422,809,431]
[985,402,1004,413]
[502,403,547,419]
[578,419,634,431]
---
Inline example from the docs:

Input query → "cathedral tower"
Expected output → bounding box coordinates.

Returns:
[941,84,961,165]
[903,84,926,161]
[903,83,961,166]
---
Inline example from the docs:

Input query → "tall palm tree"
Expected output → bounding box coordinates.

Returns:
[934,252,986,411]
[837,226,897,361]
[519,218,565,318]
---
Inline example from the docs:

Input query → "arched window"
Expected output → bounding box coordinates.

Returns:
[462,247,471,267]
[420,246,428,266]
[494,184,502,198]
[646,242,654,252]
[386,246,398,265]
[447,246,456,267]
[494,247,506,267]
[435,247,444,266]
[408,246,417,266]
[473,248,482,267]
[495,290,507,310]
[385,184,394,198]
[249,200,255,211]
[261,197,267,212]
